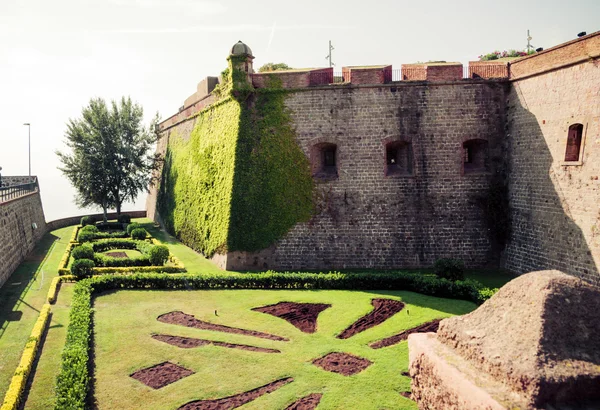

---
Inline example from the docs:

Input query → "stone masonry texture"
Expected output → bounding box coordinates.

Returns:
[0,192,46,288]
[148,33,600,280]
[268,82,506,270]
[504,57,600,285]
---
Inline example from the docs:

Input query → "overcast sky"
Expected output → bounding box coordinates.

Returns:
[0,0,598,220]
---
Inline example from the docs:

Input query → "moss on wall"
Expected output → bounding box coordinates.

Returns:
[157,67,313,256]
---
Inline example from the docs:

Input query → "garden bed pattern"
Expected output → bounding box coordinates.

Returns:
[157,311,288,341]
[337,298,405,339]
[369,319,442,349]
[285,393,323,410]
[178,378,293,410]
[312,352,372,376]
[130,361,194,389]
[252,302,331,333]
[152,334,280,353]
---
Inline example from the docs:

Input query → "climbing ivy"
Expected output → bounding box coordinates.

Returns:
[157,61,313,256]
[157,98,240,256]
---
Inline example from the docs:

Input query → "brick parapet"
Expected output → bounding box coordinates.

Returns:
[509,31,600,80]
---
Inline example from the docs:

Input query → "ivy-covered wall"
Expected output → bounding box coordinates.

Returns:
[156,66,313,258]
[229,90,314,251]
[157,98,240,256]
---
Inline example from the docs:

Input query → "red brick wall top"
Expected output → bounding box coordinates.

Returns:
[509,31,600,80]
[342,65,392,84]
[468,61,509,79]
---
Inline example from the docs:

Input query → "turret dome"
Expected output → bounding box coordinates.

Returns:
[230,41,253,57]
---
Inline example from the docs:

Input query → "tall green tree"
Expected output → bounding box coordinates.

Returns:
[57,97,161,221]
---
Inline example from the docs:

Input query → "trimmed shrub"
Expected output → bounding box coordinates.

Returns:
[149,245,170,265]
[96,222,124,231]
[71,259,95,278]
[77,230,96,243]
[117,214,131,223]
[80,225,99,233]
[71,244,94,260]
[131,228,147,240]
[126,222,142,235]
[80,216,96,226]
[93,253,151,267]
[433,258,465,281]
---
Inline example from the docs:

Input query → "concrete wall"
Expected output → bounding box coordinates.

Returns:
[0,192,46,288]
[45,210,147,231]
[504,34,600,285]
[251,81,506,270]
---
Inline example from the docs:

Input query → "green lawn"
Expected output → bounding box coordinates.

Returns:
[1,218,513,409]
[23,284,74,409]
[0,226,73,400]
[93,289,475,409]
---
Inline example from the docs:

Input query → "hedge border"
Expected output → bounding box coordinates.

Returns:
[54,271,495,409]
[0,304,52,410]
[58,235,184,276]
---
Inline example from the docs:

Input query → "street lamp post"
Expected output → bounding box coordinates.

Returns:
[23,123,31,176]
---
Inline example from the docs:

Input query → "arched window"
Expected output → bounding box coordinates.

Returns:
[311,143,338,179]
[385,141,413,176]
[564,123,583,162]
[463,139,489,173]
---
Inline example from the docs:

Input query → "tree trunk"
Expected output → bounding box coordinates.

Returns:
[102,201,108,223]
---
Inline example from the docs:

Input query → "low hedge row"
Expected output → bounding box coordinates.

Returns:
[54,271,495,409]
[1,304,51,410]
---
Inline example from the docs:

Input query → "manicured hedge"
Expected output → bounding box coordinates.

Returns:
[1,304,51,410]
[55,282,92,410]
[54,271,495,409]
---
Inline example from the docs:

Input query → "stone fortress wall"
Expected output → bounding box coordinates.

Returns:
[148,32,599,282]
[504,33,600,285]
[0,187,46,288]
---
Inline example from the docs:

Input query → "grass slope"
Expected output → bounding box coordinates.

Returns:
[93,289,475,410]
[0,226,72,399]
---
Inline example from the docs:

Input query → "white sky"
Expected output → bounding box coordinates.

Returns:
[0,0,598,220]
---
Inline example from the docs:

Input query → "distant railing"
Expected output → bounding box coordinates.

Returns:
[0,182,38,203]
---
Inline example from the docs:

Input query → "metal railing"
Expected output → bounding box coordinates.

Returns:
[0,182,38,203]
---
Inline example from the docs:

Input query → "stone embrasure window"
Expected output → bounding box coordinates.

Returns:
[385,141,413,176]
[311,143,338,179]
[463,139,489,173]
[564,123,583,162]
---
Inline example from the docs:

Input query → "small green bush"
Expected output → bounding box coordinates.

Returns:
[149,245,170,265]
[71,244,94,260]
[433,258,465,281]
[77,230,96,243]
[80,216,96,226]
[117,214,131,223]
[126,222,142,235]
[71,259,95,278]
[131,228,147,240]
[80,225,98,233]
